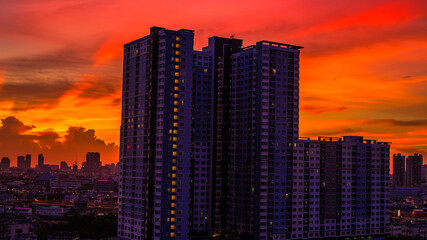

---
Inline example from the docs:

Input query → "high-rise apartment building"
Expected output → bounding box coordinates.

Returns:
[38,154,44,167]
[229,41,301,239]
[119,27,391,240]
[293,137,390,239]
[85,152,101,174]
[0,157,10,171]
[17,156,25,170]
[392,153,405,186]
[406,153,423,186]
[25,154,31,169]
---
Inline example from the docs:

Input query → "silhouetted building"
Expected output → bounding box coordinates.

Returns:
[85,152,101,173]
[25,154,31,169]
[17,156,25,170]
[406,154,423,186]
[393,153,405,186]
[0,157,10,171]
[60,161,70,171]
[38,154,44,166]
[72,162,78,172]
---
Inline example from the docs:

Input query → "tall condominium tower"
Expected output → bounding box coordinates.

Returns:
[229,41,301,239]
[294,136,390,239]
[38,153,44,167]
[17,155,25,170]
[406,153,423,186]
[25,154,31,169]
[119,27,195,240]
[392,153,405,186]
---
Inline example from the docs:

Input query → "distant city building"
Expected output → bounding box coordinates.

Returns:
[60,161,70,171]
[0,157,10,171]
[94,180,115,192]
[422,165,427,183]
[38,153,44,166]
[17,156,25,170]
[72,162,78,172]
[25,154,31,169]
[393,153,406,186]
[406,154,423,187]
[85,152,101,174]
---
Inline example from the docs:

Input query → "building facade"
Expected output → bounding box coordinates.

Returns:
[293,136,390,239]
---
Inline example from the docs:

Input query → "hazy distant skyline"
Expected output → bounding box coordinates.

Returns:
[0,0,426,168]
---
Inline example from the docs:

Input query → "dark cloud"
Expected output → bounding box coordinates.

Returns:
[0,116,118,167]
[365,119,427,126]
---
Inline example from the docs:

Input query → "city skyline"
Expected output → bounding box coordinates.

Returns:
[1,0,427,169]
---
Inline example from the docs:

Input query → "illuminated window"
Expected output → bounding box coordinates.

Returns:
[173,115,178,120]
[173,130,177,134]
[175,72,179,77]
[174,101,179,105]
[174,86,179,91]
[173,122,178,127]
[169,129,173,134]
[175,51,180,55]
[171,188,176,193]
[173,151,177,156]
[174,94,179,98]
[175,44,180,48]
[176,36,180,41]
[174,108,178,113]
[171,195,176,200]
[175,79,179,84]
[171,203,175,207]
[173,144,178,148]
[172,166,177,171]
[171,225,175,229]
[172,181,176,185]
[175,58,180,62]
[170,232,175,237]
[175,65,180,69]
[172,173,176,178]
[272,68,276,74]
[171,218,175,222]
[172,159,176,163]
[204,69,208,72]
[173,137,177,141]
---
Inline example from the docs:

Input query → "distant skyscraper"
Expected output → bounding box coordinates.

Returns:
[406,153,423,186]
[85,152,101,173]
[0,157,10,171]
[73,162,78,172]
[38,154,44,167]
[60,161,69,171]
[294,136,390,239]
[25,154,31,169]
[393,153,405,186]
[17,156,25,170]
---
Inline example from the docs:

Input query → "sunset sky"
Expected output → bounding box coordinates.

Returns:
[0,0,426,171]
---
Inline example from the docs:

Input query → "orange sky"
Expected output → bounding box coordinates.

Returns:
[0,0,426,171]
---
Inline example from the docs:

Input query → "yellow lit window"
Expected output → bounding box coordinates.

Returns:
[171,195,176,200]
[175,44,180,48]
[173,122,178,127]
[174,93,179,98]
[171,218,175,222]
[175,65,180,69]
[175,79,179,84]
[171,225,175,229]
[174,101,179,105]
[172,181,176,185]
[174,86,179,91]
[173,130,177,134]
[171,203,175,207]
[169,129,173,134]
[172,166,177,171]
[171,188,176,193]
[175,51,180,55]
[272,68,276,74]
[170,232,175,237]
[173,144,178,148]
[173,151,177,156]
[175,72,179,77]
[176,36,180,41]
[173,137,177,141]
[173,115,178,120]
[204,69,208,72]
[172,159,176,163]
[175,58,180,62]
[172,173,176,178]
[174,108,178,113]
